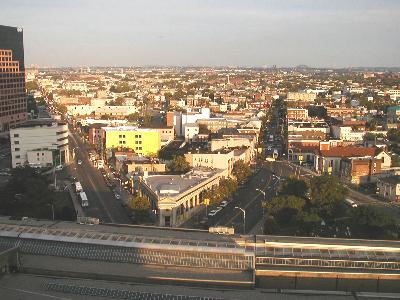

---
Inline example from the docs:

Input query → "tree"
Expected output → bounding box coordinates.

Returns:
[309,176,347,219]
[232,160,251,183]
[264,217,279,234]
[26,80,39,91]
[278,177,308,198]
[130,195,151,222]
[264,195,306,215]
[168,155,190,173]
[387,129,400,143]
[350,205,397,239]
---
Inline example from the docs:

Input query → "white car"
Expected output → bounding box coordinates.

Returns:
[220,201,228,208]
[208,210,218,217]
[77,160,82,165]
[114,193,121,200]
[55,165,63,171]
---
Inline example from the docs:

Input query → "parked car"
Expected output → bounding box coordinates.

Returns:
[114,193,121,200]
[77,160,82,165]
[55,165,63,171]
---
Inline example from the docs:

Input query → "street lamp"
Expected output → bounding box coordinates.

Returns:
[235,206,246,234]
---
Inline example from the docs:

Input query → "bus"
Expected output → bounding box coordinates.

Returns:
[75,182,83,193]
[79,192,89,207]
[345,198,358,208]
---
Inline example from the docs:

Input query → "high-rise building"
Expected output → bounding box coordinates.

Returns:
[0,25,27,134]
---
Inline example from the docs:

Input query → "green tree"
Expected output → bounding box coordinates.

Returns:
[309,175,347,218]
[130,195,151,222]
[264,195,306,215]
[350,205,397,239]
[26,80,39,91]
[278,177,308,198]
[232,160,251,183]
[168,155,191,173]
[264,217,279,234]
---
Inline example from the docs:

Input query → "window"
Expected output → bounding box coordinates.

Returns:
[14,140,19,144]
[14,148,20,151]
[15,155,20,159]
[37,153,40,156]
[13,133,19,137]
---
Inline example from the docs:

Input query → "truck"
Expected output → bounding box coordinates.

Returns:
[75,181,83,193]
[79,191,89,207]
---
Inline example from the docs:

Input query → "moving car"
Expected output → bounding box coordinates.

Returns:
[77,160,82,165]
[220,201,228,208]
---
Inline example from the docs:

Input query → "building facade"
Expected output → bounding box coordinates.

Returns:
[10,119,69,168]
[101,126,161,157]
[0,25,27,134]
[139,168,222,227]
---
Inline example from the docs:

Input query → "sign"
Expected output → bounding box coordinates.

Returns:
[203,198,210,206]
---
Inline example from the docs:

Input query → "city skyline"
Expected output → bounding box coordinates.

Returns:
[1,0,400,68]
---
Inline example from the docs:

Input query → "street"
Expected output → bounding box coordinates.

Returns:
[68,128,131,224]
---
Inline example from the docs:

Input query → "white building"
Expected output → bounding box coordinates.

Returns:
[185,149,234,177]
[183,123,199,142]
[170,108,210,136]
[10,119,69,168]
[331,126,365,142]
[139,168,223,227]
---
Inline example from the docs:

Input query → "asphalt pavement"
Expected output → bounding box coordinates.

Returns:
[68,128,131,224]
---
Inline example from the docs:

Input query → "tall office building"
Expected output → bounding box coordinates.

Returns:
[0,25,27,134]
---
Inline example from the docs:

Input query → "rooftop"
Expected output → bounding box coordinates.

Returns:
[143,168,222,198]
[14,119,67,128]
[102,126,158,132]
[318,146,378,158]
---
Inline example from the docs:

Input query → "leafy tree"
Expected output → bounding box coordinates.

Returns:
[309,176,347,218]
[350,205,397,239]
[26,80,39,91]
[168,155,190,173]
[278,177,308,198]
[110,82,131,93]
[264,195,306,215]
[130,195,151,222]
[387,129,400,143]
[232,160,251,183]
[264,217,279,234]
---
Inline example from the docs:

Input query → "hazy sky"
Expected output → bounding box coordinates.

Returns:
[1,0,399,67]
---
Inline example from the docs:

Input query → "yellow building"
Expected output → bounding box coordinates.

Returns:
[101,126,161,156]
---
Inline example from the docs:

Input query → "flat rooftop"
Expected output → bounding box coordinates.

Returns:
[102,126,158,132]
[143,168,222,198]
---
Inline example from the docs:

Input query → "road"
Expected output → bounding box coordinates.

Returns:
[206,162,281,234]
[68,128,131,224]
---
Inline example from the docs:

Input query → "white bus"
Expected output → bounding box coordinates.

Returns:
[79,192,89,207]
[345,198,358,208]
[75,182,83,193]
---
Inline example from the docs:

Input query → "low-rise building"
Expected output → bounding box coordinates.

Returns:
[138,168,223,227]
[377,176,400,202]
[10,119,69,168]
[287,108,309,120]
[185,149,234,177]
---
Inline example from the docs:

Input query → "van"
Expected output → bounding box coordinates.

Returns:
[345,198,358,208]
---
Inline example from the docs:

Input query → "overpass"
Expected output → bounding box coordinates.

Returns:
[0,217,399,292]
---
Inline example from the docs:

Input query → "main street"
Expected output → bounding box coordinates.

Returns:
[68,127,131,224]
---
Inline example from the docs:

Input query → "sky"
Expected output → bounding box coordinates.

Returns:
[1,0,400,68]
